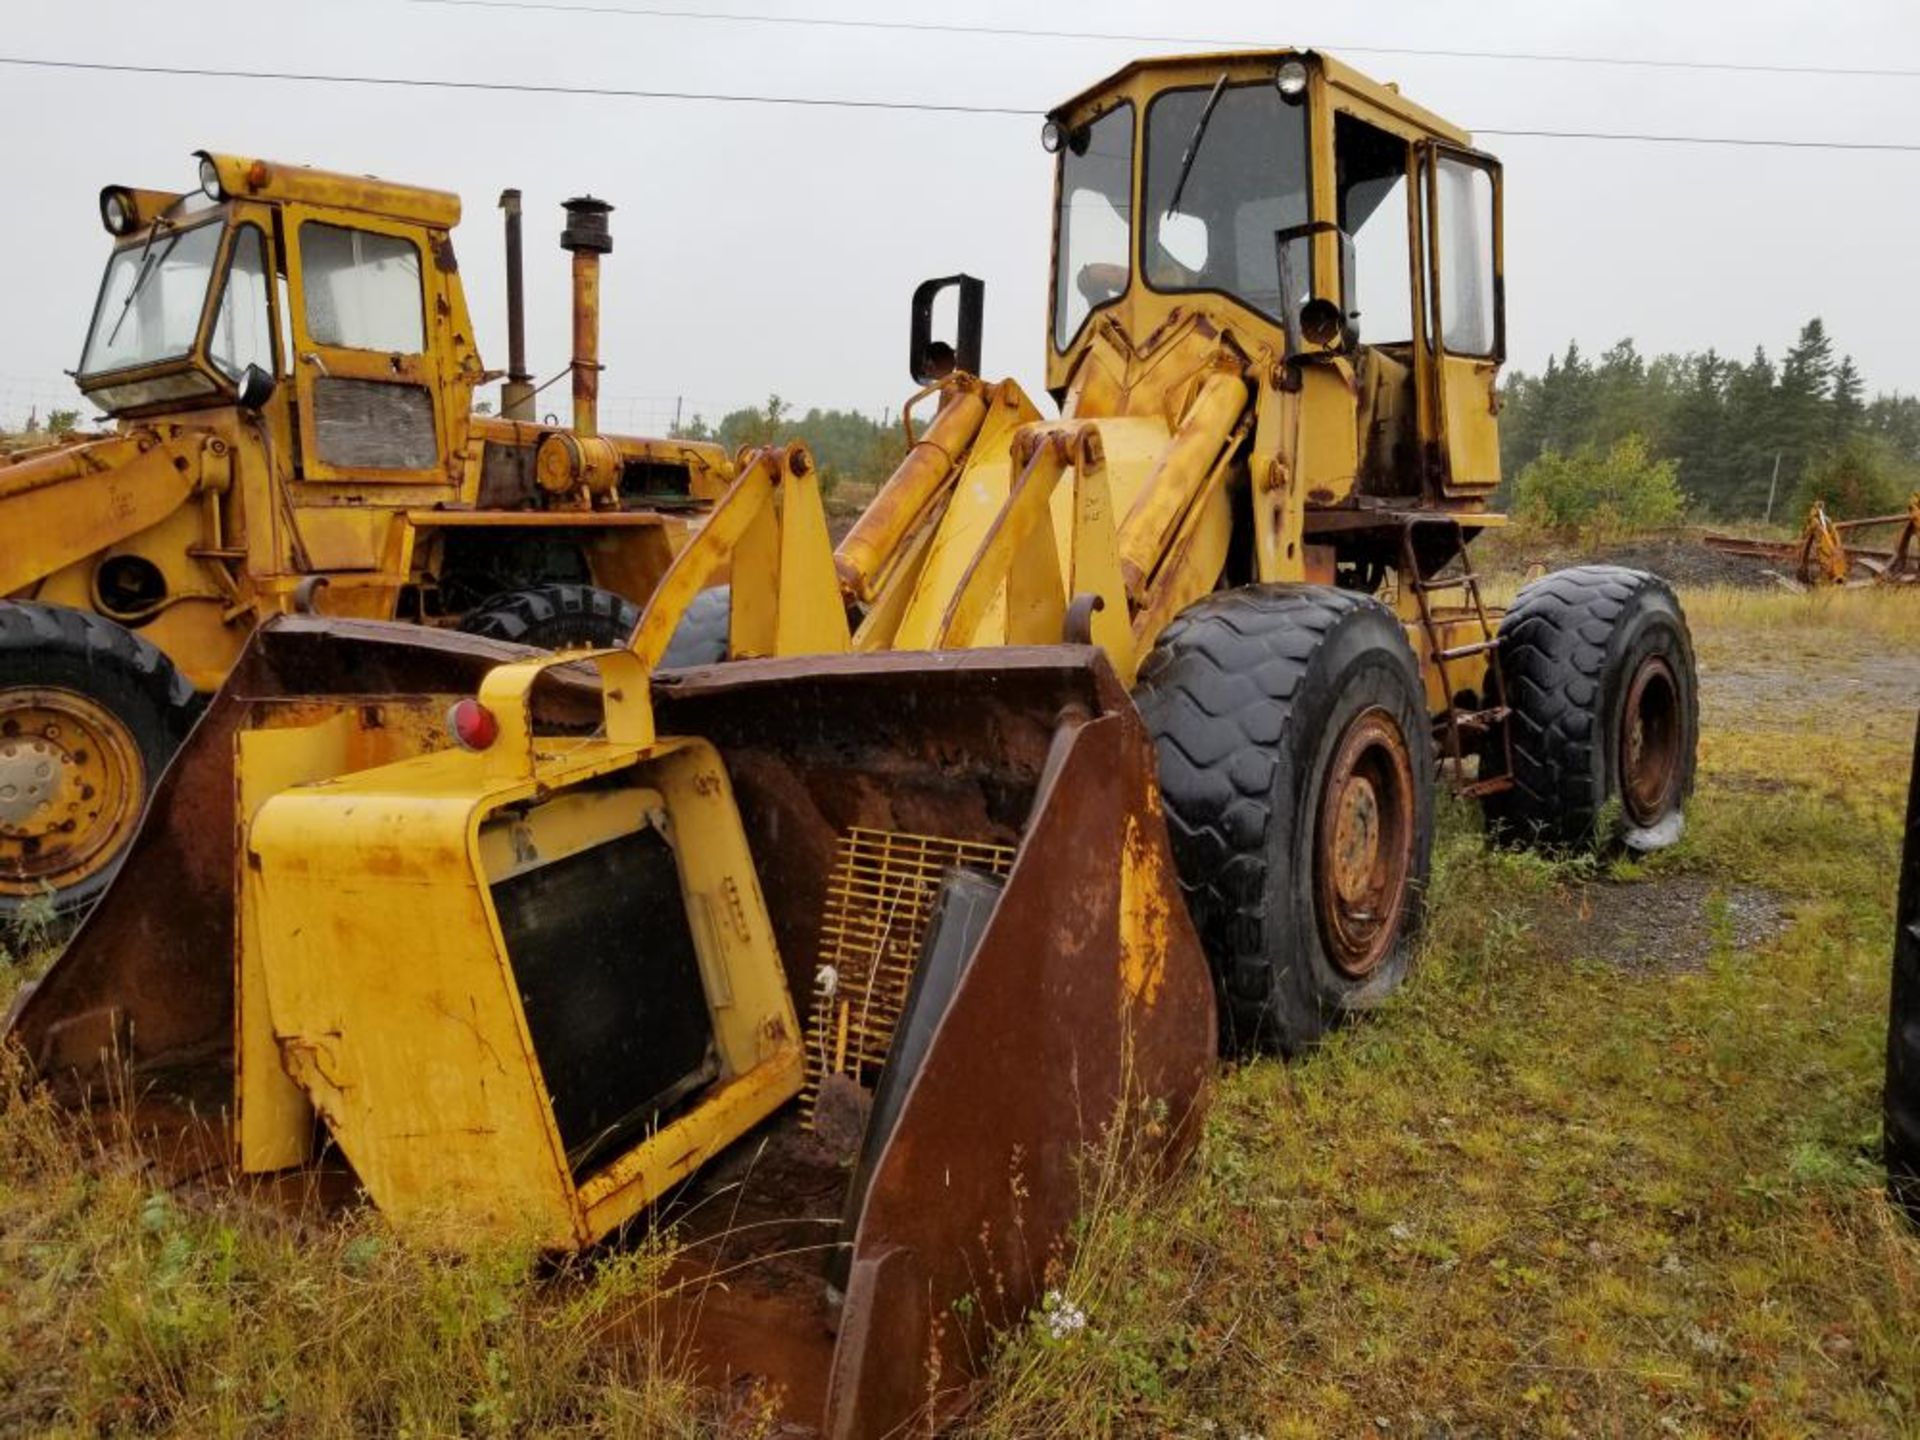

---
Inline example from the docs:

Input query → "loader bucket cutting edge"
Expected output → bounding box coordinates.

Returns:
[7,627,1215,1439]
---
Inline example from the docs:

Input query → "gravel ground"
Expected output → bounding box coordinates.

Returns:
[1528,875,1788,973]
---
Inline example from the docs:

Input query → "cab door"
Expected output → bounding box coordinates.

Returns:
[1418,144,1504,496]
[283,206,452,486]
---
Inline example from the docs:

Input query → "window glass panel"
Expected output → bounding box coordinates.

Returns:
[79,221,224,376]
[1052,104,1134,351]
[300,223,425,353]
[312,378,437,470]
[1335,114,1413,347]
[1435,158,1496,356]
[1143,82,1310,324]
[209,226,273,379]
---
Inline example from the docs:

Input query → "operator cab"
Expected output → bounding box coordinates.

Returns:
[78,175,275,418]
[77,153,480,490]
[1044,49,1506,496]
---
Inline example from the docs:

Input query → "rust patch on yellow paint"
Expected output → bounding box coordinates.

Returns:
[1119,811,1169,1009]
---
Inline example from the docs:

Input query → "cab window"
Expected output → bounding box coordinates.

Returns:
[1143,82,1310,324]
[1434,157,1497,357]
[1052,104,1135,351]
[78,220,225,377]
[208,225,274,379]
[1335,114,1413,348]
[300,222,425,353]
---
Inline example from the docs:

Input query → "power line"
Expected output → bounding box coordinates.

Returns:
[407,0,1920,82]
[2,54,1918,152]
[0,54,1030,115]
[1476,128,1920,153]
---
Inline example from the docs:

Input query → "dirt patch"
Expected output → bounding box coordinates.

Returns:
[1529,874,1787,973]
[1478,529,1782,589]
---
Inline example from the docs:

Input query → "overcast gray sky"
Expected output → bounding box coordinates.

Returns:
[3,1,1917,432]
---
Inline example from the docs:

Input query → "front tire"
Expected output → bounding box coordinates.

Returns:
[1484,565,1698,852]
[1134,586,1436,1056]
[456,583,639,651]
[0,603,197,921]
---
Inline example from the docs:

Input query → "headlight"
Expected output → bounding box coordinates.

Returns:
[1276,60,1310,100]
[1041,118,1066,154]
[198,154,224,200]
[100,188,135,236]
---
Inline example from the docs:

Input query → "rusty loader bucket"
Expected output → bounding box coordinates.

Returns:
[8,446,1216,1437]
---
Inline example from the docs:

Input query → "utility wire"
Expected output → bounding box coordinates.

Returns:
[2,54,1919,152]
[1476,128,1920,153]
[0,54,1031,114]
[407,0,1920,82]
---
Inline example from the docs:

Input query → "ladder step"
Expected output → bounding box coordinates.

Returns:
[1458,775,1514,799]
[1415,573,1475,593]
[1449,706,1510,734]
[1437,638,1500,662]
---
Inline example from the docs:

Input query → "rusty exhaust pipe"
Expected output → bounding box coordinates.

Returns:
[499,189,534,422]
[534,196,619,499]
[560,195,612,440]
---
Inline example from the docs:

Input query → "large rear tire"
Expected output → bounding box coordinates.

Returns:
[1134,586,1436,1056]
[0,603,197,922]
[1484,565,1698,852]
[456,583,639,651]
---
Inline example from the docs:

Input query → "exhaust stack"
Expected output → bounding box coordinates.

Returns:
[533,196,620,500]
[498,189,534,422]
[561,195,613,439]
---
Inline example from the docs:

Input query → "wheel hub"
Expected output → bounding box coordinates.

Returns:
[0,736,61,828]
[0,688,145,895]
[1619,656,1681,828]
[1330,776,1381,906]
[1314,708,1416,980]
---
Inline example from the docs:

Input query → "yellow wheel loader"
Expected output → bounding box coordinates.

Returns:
[0,162,730,920]
[10,48,1701,1437]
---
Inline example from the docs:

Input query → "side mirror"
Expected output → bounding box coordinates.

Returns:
[1272,221,1357,357]
[909,273,984,385]
[236,363,277,411]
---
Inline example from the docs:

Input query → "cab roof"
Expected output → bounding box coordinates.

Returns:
[196,152,462,229]
[1048,49,1474,149]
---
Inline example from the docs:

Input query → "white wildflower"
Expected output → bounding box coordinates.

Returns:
[1041,1288,1087,1340]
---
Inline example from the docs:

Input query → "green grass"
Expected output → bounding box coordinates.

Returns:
[3,585,1918,1436]
[967,587,1920,1438]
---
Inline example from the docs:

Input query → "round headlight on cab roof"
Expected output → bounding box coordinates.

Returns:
[1276,59,1310,100]
[198,154,224,200]
[1041,118,1066,154]
[100,188,135,236]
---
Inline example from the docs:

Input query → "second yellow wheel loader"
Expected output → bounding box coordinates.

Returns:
[0,162,729,921]
[9,45,1701,1438]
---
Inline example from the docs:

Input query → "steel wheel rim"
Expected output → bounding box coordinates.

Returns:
[1314,706,1416,979]
[1619,655,1681,828]
[0,687,146,897]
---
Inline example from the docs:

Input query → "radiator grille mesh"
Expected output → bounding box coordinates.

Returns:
[802,826,1015,1128]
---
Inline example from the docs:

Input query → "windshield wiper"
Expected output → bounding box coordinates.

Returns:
[104,219,179,350]
[1164,72,1229,217]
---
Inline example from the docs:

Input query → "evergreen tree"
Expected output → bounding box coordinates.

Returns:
[1830,356,1865,439]
[1492,323,1915,521]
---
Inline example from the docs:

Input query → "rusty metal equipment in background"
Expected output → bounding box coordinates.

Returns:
[1705,493,1920,587]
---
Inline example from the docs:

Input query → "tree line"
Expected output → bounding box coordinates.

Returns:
[1499,320,1920,525]
[671,397,904,495]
